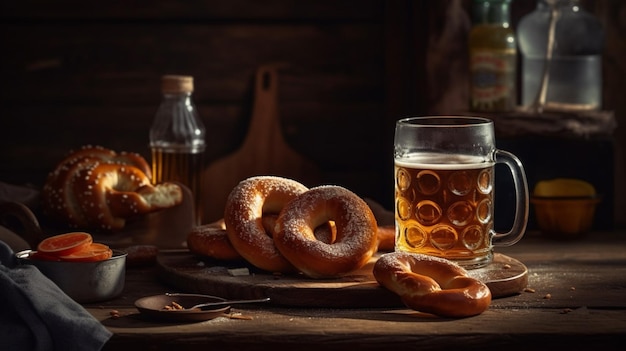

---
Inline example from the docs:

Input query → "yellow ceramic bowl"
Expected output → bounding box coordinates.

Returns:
[531,196,601,239]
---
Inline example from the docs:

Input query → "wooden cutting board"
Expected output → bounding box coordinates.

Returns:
[201,65,320,223]
[156,251,528,308]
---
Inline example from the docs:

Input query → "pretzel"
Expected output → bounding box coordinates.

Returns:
[373,251,491,317]
[41,145,182,231]
[273,186,378,279]
[187,219,242,261]
[223,176,309,273]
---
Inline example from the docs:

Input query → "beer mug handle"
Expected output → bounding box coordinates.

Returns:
[492,150,529,247]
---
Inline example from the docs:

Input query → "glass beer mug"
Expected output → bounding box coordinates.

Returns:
[394,116,529,269]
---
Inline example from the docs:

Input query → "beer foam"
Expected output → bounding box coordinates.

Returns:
[395,154,492,170]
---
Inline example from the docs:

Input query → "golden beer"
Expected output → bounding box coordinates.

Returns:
[395,155,494,268]
[151,148,204,225]
[394,116,528,269]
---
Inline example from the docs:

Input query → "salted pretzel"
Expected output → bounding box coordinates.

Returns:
[373,251,492,317]
[187,219,242,261]
[223,176,309,273]
[41,145,182,231]
[273,185,378,279]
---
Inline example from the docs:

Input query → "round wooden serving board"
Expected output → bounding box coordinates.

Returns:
[156,251,528,308]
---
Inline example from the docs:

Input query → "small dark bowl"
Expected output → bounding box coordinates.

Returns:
[135,294,231,322]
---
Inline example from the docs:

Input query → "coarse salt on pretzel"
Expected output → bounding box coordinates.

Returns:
[41,145,182,231]
[373,251,491,318]
[223,176,309,273]
[273,185,378,279]
[189,215,335,263]
[262,214,336,245]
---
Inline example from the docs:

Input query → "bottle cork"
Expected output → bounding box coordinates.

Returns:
[161,75,194,94]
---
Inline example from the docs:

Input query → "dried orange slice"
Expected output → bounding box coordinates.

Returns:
[37,232,93,256]
[59,243,113,262]
[29,250,62,261]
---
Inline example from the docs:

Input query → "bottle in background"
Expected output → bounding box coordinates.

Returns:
[517,0,604,111]
[150,75,206,225]
[468,0,517,112]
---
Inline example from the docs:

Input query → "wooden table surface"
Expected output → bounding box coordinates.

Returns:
[86,230,626,351]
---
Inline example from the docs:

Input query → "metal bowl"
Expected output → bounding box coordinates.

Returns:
[15,249,127,303]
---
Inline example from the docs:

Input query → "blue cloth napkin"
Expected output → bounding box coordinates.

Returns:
[0,241,112,351]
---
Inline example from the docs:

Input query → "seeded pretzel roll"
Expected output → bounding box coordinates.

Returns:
[373,251,492,318]
[273,185,378,279]
[41,145,182,231]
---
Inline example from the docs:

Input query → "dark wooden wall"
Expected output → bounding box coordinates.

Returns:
[1,0,624,226]
[0,0,389,193]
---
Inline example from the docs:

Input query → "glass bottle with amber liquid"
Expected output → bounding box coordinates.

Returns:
[150,75,206,225]
[469,0,517,112]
